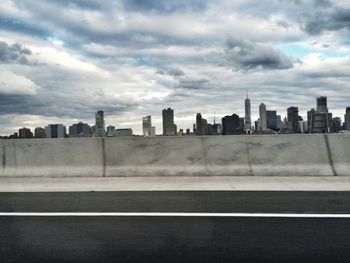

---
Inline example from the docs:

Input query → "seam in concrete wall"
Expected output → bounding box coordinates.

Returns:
[2,144,5,170]
[199,137,209,176]
[101,138,107,177]
[245,140,254,176]
[324,134,338,177]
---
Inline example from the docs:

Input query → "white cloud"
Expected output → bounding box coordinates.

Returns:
[0,70,40,95]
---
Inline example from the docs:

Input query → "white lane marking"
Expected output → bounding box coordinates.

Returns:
[0,213,350,218]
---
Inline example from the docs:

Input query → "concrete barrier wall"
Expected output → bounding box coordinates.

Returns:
[0,134,349,177]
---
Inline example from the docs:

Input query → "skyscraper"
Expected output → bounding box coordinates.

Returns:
[287,107,299,133]
[317,96,328,113]
[345,107,350,131]
[308,97,333,133]
[95,110,105,137]
[266,110,278,131]
[222,114,241,135]
[162,108,177,136]
[196,113,203,136]
[244,93,251,131]
[259,103,267,131]
[143,115,152,136]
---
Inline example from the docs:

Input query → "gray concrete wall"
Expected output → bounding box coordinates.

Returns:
[0,134,349,177]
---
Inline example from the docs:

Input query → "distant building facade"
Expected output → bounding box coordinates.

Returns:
[307,97,333,133]
[259,103,267,131]
[45,124,66,138]
[266,110,278,131]
[162,108,177,136]
[115,128,133,137]
[106,125,115,137]
[287,107,299,133]
[69,122,91,137]
[222,114,241,135]
[244,95,251,132]
[94,110,106,137]
[19,127,33,139]
[143,116,152,137]
[34,127,46,138]
[345,107,350,131]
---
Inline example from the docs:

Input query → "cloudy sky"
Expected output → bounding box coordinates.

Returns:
[0,0,349,135]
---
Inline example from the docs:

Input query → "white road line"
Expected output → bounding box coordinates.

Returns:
[0,213,350,218]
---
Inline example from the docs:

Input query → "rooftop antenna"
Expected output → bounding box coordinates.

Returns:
[246,89,249,99]
[214,112,216,125]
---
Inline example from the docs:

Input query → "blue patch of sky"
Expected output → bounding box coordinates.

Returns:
[275,43,310,59]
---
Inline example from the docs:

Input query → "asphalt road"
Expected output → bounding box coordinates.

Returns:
[1,191,350,262]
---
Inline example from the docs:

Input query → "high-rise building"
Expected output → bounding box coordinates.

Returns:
[45,124,66,138]
[143,116,152,137]
[266,110,278,131]
[222,114,241,135]
[69,122,91,137]
[95,110,105,137]
[196,113,203,136]
[345,107,350,131]
[287,107,299,133]
[308,97,333,133]
[244,94,251,131]
[34,127,46,138]
[19,127,33,139]
[317,96,328,113]
[259,103,267,131]
[162,108,177,136]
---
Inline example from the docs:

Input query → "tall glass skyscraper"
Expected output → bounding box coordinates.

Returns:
[143,115,152,136]
[244,94,251,131]
[95,110,106,137]
[162,108,177,136]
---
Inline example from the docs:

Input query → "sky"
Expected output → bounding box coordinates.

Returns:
[0,0,349,135]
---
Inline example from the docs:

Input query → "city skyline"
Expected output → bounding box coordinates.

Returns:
[2,95,350,137]
[0,1,350,135]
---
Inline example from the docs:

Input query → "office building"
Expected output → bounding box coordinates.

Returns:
[34,127,46,138]
[345,107,350,131]
[162,108,177,136]
[287,107,299,133]
[222,114,241,135]
[143,116,152,137]
[244,94,252,131]
[94,110,105,137]
[332,117,342,133]
[196,113,203,135]
[69,122,91,137]
[19,127,33,139]
[317,96,328,113]
[266,110,278,131]
[45,124,66,138]
[307,97,333,133]
[259,103,267,131]
[115,128,133,137]
[106,125,115,137]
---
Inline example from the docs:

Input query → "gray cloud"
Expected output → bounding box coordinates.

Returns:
[225,37,294,70]
[0,41,31,64]
[157,67,185,77]
[304,9,350,35]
